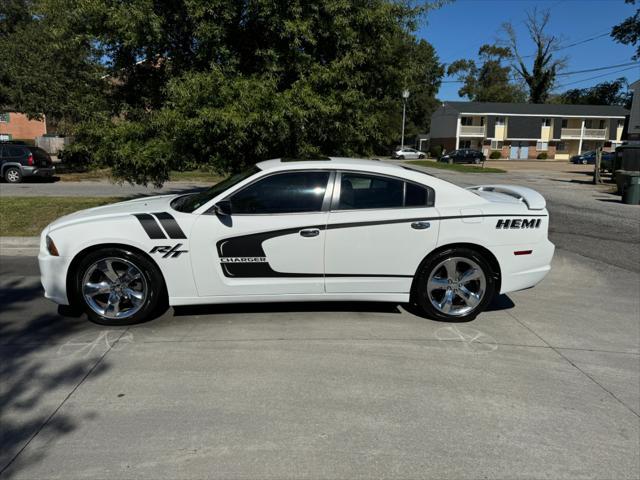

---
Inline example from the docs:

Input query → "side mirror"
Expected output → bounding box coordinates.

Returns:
[214,200,232,216]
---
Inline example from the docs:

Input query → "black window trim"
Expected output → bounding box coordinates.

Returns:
[210,169,336,216]
[330,170,435,212]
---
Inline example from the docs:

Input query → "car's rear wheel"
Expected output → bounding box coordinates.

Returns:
[4,167,22,183]
[418,154,425,159]
[413,248,496,321]
[74,248,166,325]
[474,157,481,164]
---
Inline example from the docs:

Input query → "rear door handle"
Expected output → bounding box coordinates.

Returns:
[300,229,320,238]
[411,221,431,230]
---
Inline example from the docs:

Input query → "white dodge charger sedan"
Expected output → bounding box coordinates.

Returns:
[39,158,554,325]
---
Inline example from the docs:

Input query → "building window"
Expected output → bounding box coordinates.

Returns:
[479,117,485,126]
[541,118,551,127]
[598,119,606,129]
[460,117,472,126]
[495,117,505,126]
[556,142,566,152]
[585,119,593,128]
[536,141,548,151]
[561,119,568,128]
[459,140,472,148]
[490,140,503,149]
[617,119,624,128]
[0,113,9,123]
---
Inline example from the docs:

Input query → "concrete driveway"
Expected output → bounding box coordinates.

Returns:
[1,165,639,479]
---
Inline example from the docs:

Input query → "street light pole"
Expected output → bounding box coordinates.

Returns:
[401,89,410,149]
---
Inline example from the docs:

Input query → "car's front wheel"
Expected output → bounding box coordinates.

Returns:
[4,167,22,183]
[74,248,166,325]
[398,155,405,160]
[413,248,496,321]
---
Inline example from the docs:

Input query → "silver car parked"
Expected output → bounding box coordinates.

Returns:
[392,147,426,160]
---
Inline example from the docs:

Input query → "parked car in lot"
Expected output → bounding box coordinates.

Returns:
[0,142,54,183]
[392,147,426,159]
[39,157,554,326]
[440,149,485,165]
[570,150,614,166]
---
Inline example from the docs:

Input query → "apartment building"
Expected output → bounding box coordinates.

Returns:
[430,102,628,160]
[0,111,47,142]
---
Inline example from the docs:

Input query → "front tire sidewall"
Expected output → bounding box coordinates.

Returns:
[413,248,496,322]
[74,248,165,326]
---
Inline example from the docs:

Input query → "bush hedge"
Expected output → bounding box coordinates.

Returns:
[489,150,502,159]
[537,152,548,160]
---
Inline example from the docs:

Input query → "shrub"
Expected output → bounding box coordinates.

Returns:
[58,146,92,172]
[537,152,548,160]
[429,145,442,158]
[489,150,502,159]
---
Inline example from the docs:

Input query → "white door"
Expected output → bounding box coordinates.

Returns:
[190,170,333,296]
[324,172,440,293]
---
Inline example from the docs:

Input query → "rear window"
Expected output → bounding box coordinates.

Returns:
[28,147,51,161]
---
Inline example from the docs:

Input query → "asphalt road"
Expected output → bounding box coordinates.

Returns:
[1,166,639,479]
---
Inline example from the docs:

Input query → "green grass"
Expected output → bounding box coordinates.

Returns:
[169,169,223,183]
[0,196,123,236]
[406,160,506,173]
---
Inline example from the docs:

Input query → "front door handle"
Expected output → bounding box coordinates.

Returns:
[300,229,320,238]
[411,221,431,230]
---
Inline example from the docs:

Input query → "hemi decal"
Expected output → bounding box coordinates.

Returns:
[152,212,187,239]
[133,213,166,239]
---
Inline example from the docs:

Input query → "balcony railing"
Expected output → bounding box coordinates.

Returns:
[459,125,485,136]
[561,128,582,139]
[583,128,606,139]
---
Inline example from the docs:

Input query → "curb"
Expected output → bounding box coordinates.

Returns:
[0,237,40,257]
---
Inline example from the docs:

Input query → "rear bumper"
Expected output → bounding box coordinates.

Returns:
[22,166,55,177]
[497,239,555,294]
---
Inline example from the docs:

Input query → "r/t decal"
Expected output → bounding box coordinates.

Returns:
[150,244,188,258]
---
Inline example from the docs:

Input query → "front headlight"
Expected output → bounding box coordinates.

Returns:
[46,235,60,256]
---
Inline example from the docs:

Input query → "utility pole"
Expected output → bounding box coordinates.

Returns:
[593,146,602,184]
[401,89,410,149]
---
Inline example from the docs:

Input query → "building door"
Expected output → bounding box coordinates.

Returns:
[519,145,529,159]
[509,145,519,159]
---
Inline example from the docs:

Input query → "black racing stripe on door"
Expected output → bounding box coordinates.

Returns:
[133,213,166,239]
[152,212,187,239]
[215,212,548,278]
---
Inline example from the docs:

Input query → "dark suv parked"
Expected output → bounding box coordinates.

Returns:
[439,149,485,165]
[0,142,54,183]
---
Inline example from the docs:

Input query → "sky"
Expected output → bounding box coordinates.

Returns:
[417,0,639,100]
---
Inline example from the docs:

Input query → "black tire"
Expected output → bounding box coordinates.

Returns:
[418,154,425,159]
[412,247,496,322]
[4,167,23,183]
[474,157,481,164]
[73,247,167,326]
[398,155,405,160]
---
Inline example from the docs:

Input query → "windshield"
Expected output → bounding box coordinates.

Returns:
[171,165,260,213]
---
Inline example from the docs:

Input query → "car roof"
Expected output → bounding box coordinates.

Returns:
[257,157,408,175]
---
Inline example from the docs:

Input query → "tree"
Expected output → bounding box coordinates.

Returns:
[502,8,565,103]
[446,44,526,102]
[558,78,632,108]
[0,0,106,133]
[2,0,445,184]
[611,0,640,59]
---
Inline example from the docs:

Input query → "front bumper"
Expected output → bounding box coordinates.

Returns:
[38,232,71,305]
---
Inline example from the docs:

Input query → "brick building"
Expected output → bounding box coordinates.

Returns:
[429,102,628,160]
[0,112,47,142]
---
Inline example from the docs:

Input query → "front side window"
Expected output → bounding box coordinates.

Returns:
[171,166,260,213]
[231,171,330,214]
[495,117,505,126]
[561,119,568,128]
[338,173,432,210]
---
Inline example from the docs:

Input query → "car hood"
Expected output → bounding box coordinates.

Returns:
[47,194,179,233]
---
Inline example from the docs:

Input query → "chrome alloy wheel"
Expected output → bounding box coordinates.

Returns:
[82,257,147,320]
[6,169,20,182]
[427,257,486,317]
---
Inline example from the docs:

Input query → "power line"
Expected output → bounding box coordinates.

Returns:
[520,31,610,59]
[554,65,638,90]
[557,61,639,76]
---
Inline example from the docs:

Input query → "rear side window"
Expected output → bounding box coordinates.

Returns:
[5,146,25,157]
[230,171,330,214]
[338,173,434,210]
